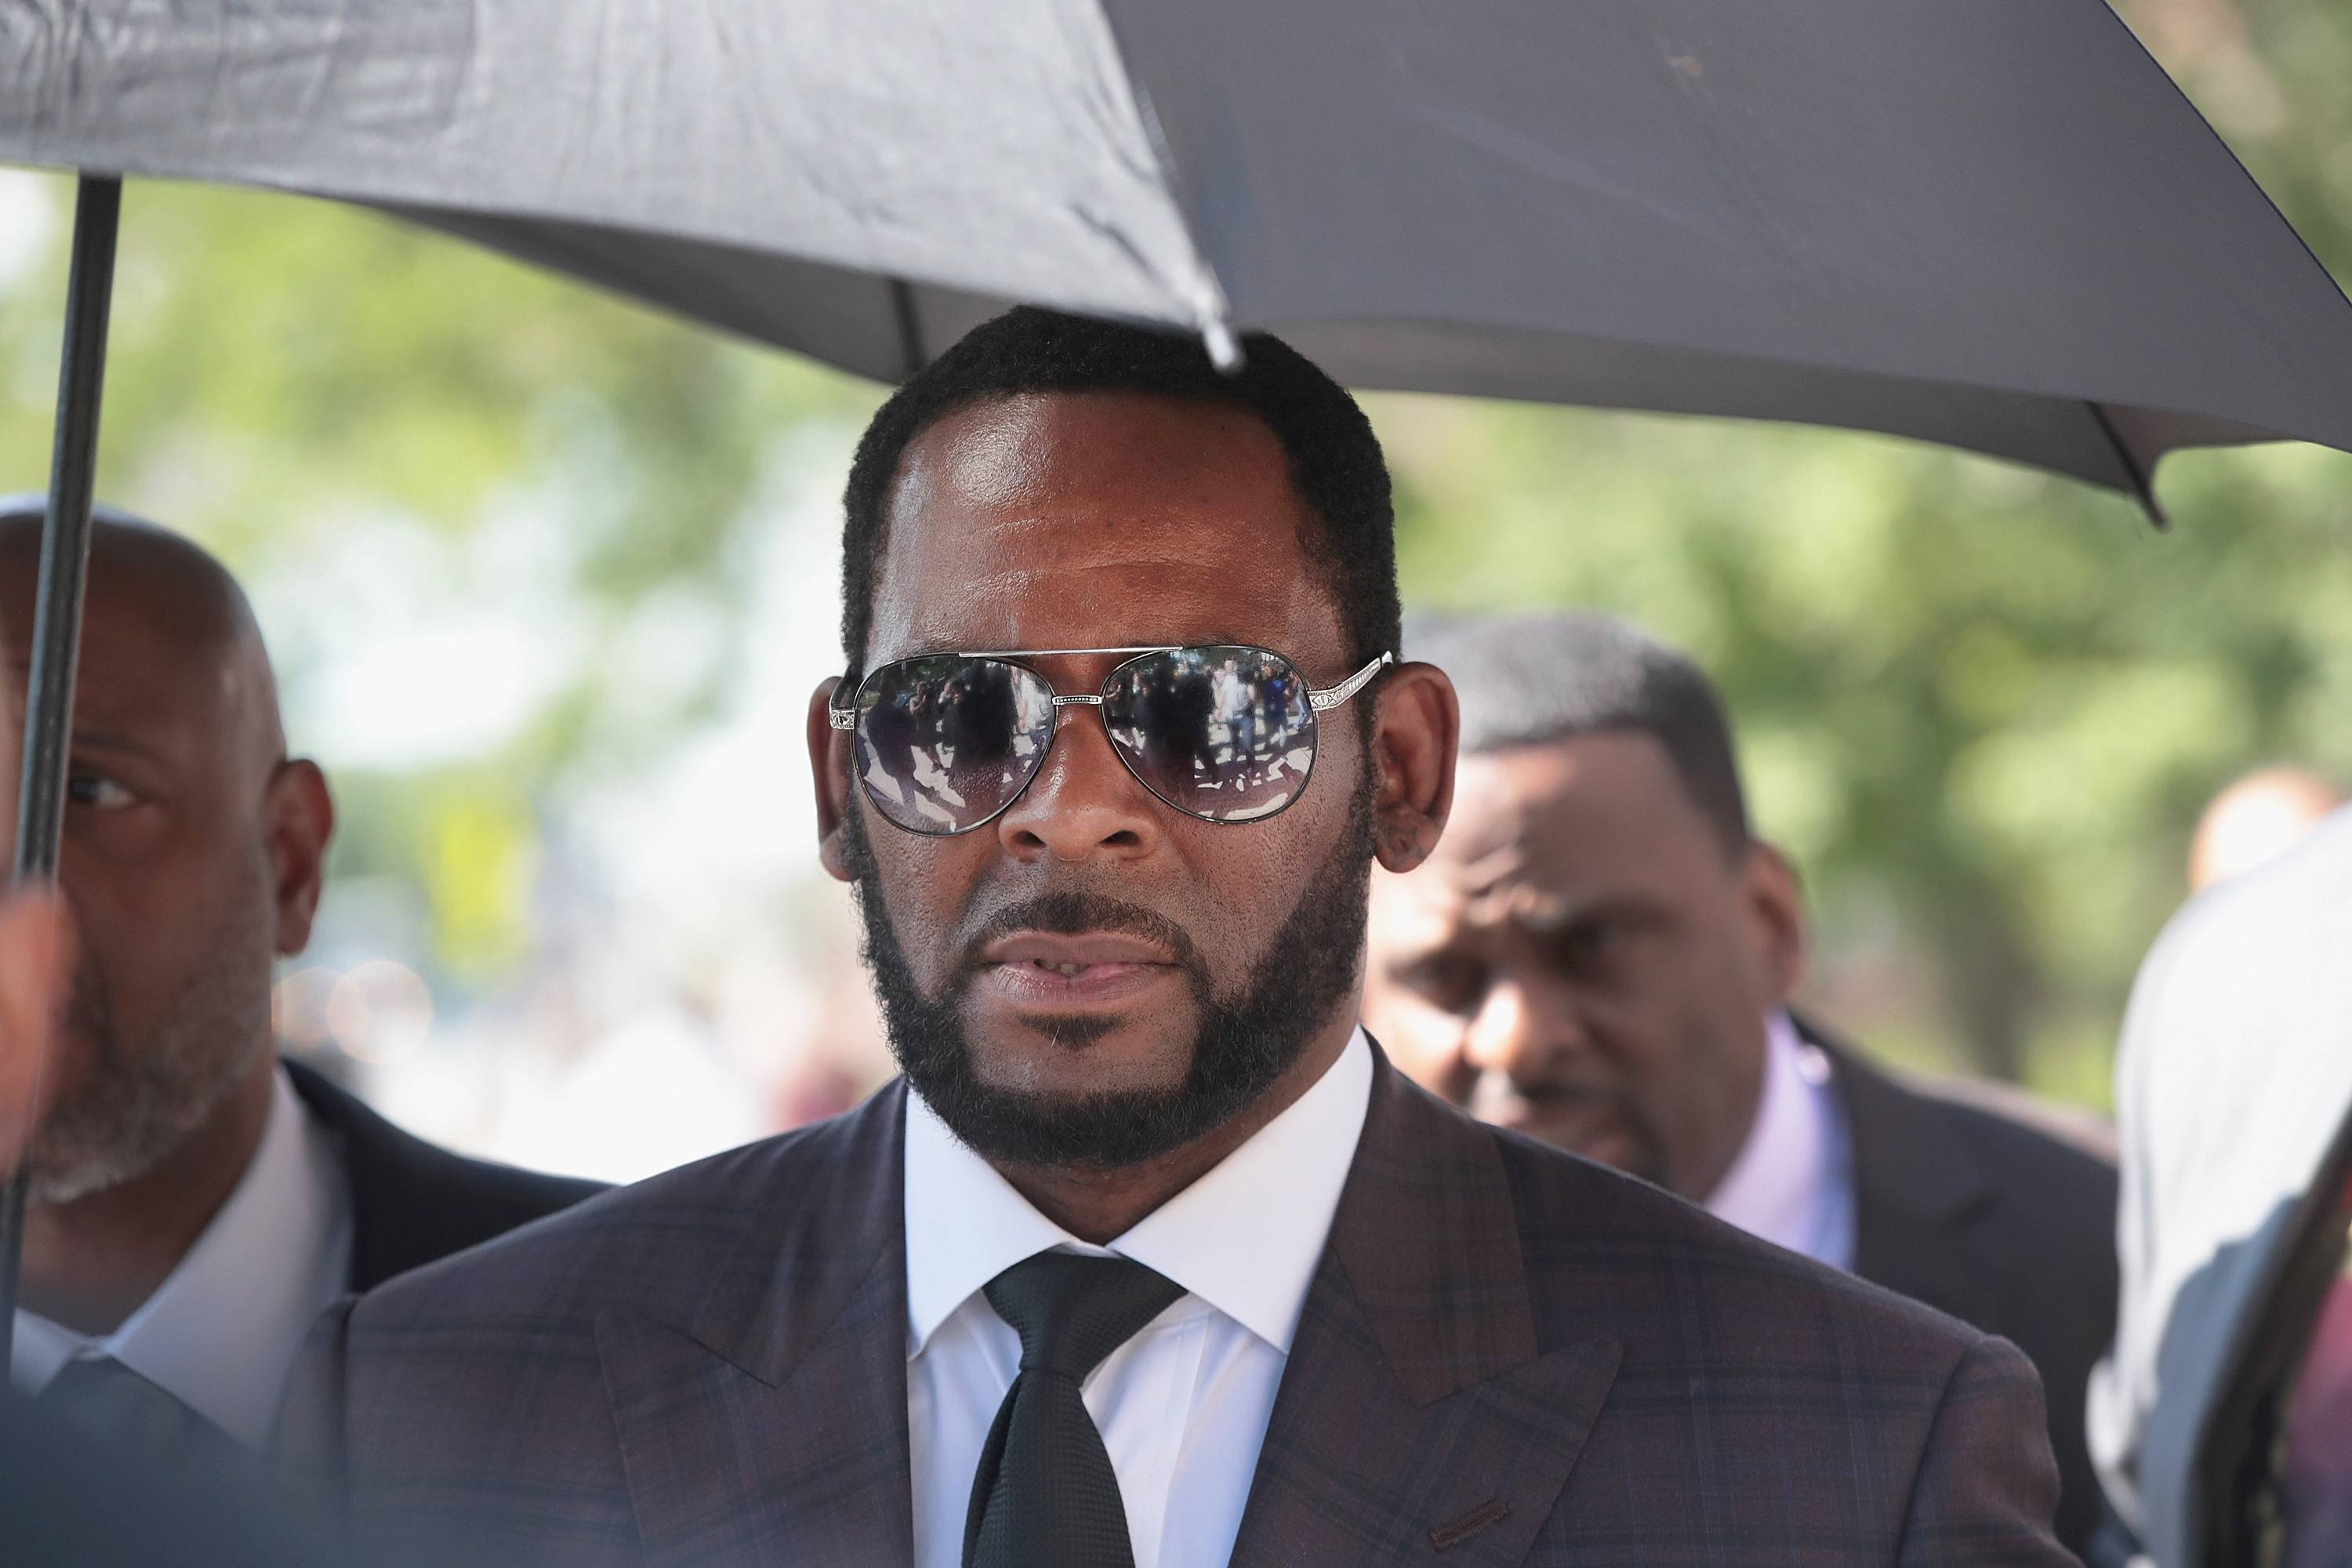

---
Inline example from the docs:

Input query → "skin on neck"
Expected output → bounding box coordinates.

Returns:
[19,1057,275,1333]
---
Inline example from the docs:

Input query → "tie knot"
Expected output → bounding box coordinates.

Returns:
[38,1356,234,1462]
[983,1252,1184,1380]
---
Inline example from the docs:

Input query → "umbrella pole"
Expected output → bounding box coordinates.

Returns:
[0,174,122,1367]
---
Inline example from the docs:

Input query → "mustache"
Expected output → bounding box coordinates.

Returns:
[953,891,1205,980]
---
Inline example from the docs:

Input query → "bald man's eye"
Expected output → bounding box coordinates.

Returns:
[66,771,136,811]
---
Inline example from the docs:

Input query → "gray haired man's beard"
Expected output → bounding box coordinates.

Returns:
[842,775,1376,1171]
[25,918,276,1206]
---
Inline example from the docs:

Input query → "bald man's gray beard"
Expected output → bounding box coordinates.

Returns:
[24,890,277,1205]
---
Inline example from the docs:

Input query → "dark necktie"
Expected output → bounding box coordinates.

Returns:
[37,1355,252,1478]
[963,1251,1186,1568]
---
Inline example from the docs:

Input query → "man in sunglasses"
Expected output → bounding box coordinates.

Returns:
[285,309,2070,1565]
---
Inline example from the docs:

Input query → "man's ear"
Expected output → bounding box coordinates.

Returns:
[808,678,858,884]
[266,760,336,956]
[1740,840,1809,1004]
[1369,660,1457,873]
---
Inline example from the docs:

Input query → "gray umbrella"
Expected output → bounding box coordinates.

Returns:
[8,0,2352,495]
[2,0,2350,1342]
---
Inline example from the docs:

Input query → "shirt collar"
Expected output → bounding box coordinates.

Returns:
[904,1027,1373,1359]
[1702,1010,1841,1260]
[12,1064,354,1448]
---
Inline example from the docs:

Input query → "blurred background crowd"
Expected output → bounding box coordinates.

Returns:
[1,0,2347,1187]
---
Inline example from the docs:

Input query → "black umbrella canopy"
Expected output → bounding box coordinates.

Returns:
[4,0,2350,495]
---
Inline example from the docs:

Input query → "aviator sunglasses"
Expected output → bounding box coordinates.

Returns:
[829,644,1394,835]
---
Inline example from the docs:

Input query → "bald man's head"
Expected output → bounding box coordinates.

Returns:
[0,500,285,782]
[0,500,332,1205]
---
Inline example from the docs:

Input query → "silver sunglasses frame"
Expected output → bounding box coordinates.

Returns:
[828,644,1394,833]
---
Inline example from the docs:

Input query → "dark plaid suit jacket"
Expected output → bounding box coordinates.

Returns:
[285,1049,2073,1566]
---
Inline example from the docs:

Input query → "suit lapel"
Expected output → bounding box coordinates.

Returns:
[596,1083,914,1566]
[1231,1053,1621,1566]
[1816,1022,2001,1328]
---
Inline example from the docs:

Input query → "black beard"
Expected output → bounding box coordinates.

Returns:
[842,781,1374,1171]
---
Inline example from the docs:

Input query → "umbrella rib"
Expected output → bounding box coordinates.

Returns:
[2087,401,2168,531]
[890,279,926,382]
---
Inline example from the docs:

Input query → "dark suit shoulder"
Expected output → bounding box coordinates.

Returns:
[347,1087,884,1330]
[1881,1050,2114,1156]
[1836,1049,2119,1284]
[285,1058,610,1290]
[1468,1119,2067,1563]
[1488,1122,1994,1363]
[1821,1040,2118,1558]
[307,1094,905,1562]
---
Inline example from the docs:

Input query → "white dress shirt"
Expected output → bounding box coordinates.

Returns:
[1702,1009,1857,1271]
[905,1028,1373,1568]
[12,1064,354,1449]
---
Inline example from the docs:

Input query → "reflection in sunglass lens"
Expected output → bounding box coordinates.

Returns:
[1102,646,1319,822]
[854,655,1056,833]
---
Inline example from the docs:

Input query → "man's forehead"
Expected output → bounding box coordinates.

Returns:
[3,622,231,745]
[1428,735,1715,888]
[1372,843,1588,953]
[866,390,1345,662]
[0,544,256,743]
[899,390,1291,515]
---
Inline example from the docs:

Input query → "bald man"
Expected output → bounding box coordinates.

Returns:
[0,502,604,1454]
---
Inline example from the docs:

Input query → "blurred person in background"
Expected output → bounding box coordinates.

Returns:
[2090,797,2352,1568]
[1363,610,2120,1559]
[2186,765,2344,893]
[284,310,2069,1566]
[0,501,604,1456]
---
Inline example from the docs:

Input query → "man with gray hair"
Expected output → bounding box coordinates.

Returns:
[1363,609,2122,1559]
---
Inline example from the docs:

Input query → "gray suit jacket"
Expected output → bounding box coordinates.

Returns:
[284,1048,2071,1566]
[1809,1025,2120,1560]
[2088,805,2352,1566]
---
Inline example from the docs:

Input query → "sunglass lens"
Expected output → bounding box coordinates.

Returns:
[1102,646,1318,822]
[854,655,1055,833]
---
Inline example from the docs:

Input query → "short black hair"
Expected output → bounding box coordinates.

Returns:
[1410,611,1752,858]
[838,307,1399,677]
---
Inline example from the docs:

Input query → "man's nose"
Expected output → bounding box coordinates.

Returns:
[994,708,1163,863]
[1462,974,1585,1082]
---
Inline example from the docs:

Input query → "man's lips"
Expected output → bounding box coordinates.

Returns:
[975,931,1182,1010]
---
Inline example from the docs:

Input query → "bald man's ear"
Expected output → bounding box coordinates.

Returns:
[266,760,336,956]
[808,678,858,883]
[1370,661,1457,874]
